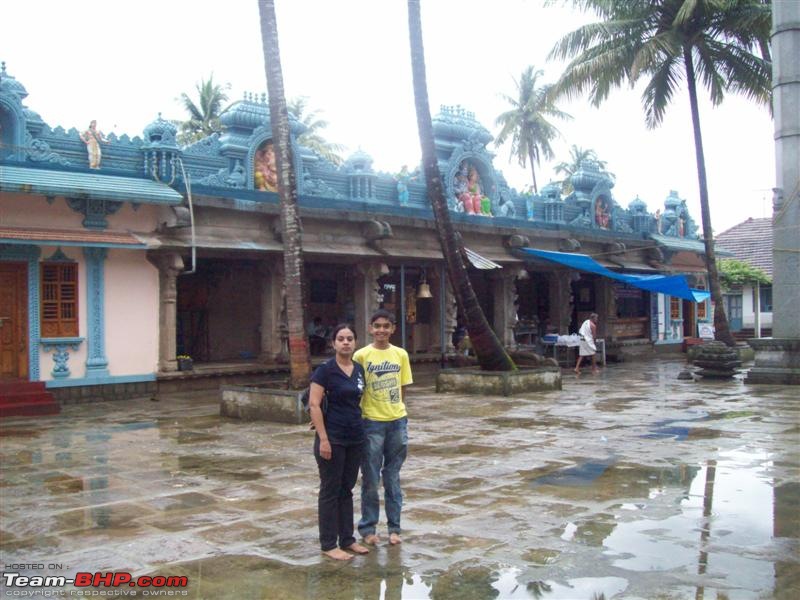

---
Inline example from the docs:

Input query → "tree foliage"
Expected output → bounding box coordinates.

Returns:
[288,96,345,166]
[719,259,770,288]
[553,145,612,193]
[494,66,571,194]
[548,0,771,347]
[176,75,231,145]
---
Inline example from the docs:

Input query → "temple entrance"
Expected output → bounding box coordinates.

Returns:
[0,262,28,379]
[176,258,262,362]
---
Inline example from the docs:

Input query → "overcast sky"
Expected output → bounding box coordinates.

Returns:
[2,0,775,233]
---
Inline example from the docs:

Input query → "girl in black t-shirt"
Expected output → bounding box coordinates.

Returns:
[308,323,369,560]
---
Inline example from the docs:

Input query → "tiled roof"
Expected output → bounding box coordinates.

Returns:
[0,226,145,248]
[0,165,183,205]
[716,218,773,277]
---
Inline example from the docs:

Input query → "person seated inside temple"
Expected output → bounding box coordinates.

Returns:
[307,317,329,355]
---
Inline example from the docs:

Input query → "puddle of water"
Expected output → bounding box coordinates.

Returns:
[603,448,781,596]
[531,458,615,487]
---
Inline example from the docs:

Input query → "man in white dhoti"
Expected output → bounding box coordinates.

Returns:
[575,313,599,375]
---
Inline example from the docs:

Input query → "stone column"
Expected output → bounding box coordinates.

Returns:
[259,261,284,362]
[491,269,518,347]
[149,252,184,373]
[444,276,457,353]
[595,277,613,340]
[548,270,573,334]
[83,247,109,377]
[749,2,800,383]
[430,266,455,353]
[354,263,382,341]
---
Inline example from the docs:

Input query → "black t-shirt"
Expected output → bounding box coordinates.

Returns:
[310,357,366,446]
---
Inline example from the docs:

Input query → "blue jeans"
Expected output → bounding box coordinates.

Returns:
[359,417,408,537]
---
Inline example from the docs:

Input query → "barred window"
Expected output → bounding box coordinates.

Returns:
[670,296,681,320]
[41,262,78,337]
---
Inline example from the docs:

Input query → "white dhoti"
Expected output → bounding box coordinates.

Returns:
[579,338,596,356]
[578,319,596,356]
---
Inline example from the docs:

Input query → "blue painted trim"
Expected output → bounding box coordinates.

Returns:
[40,337,84,378]
[83,247,109,377]
[45,373,156,388]
[41,337,85,345]
[45,248,74,262]
[0,238,145,249]
[0,244,41,380]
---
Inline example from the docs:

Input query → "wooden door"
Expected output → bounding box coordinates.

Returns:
[725,294,743,332]
[0,262,28,379]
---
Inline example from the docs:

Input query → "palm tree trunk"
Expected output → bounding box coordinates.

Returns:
[407,0,514,371]
[528,149,539,194]
[258,0,312,387]
[683,48,736,347]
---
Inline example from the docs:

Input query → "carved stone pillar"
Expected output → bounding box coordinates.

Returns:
[595,277,613,340]
[491,269,518,347]
[148,252,184,373]
[354,263,382,341]
[259,261,284,362]
[83,247,109,377]
[548,270,574,334]
[443,277,457,353]
[429,266,455,353]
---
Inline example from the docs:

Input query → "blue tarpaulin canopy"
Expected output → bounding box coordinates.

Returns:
[520,248,711,303]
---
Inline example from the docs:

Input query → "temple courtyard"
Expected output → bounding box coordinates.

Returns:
[1,357,798,599]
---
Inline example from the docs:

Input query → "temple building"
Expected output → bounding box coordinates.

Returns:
[0,64,711,406]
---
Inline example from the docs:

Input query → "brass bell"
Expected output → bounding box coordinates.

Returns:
[416,282,433,299]
[416,269,433,299]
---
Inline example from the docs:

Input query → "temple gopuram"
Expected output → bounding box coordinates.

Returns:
[0,64,711,405]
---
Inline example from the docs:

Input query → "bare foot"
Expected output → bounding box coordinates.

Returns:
[363,533,380,545]
[592,368,600,374]
[389,532,402,545]
[322,548,353,561]
[345,542,369,554]
[574,368,581,375]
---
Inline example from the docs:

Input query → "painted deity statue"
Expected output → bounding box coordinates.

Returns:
[594,198,610,229]
[394,164,416,206]
[79,120,108,169]
[454,161,491,215]
[254,142,278,192]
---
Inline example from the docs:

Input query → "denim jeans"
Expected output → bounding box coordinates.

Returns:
[358,417,408,537]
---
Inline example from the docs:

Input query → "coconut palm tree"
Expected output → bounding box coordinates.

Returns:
[554,145,609,193]
[258,0,311,388]
[549,0,771,347]
[287,96,345,166]
[407,0,515,371]
[495,66,571,194]
[176,75,231,145]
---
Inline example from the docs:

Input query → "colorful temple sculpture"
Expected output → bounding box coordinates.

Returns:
[0,64,712,402]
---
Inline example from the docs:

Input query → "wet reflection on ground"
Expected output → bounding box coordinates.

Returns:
[1,359,798,599]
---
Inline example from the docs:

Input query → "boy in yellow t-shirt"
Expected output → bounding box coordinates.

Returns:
[353,309,413,546]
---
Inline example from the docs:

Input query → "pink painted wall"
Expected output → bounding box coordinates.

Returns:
[105,249,159,376]
[0,192,165,232]
[36,246,159,380]
[38,245,88,379]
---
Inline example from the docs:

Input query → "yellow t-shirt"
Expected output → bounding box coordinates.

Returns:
[353,344,413,421]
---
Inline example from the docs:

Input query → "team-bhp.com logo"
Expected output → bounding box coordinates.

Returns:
[2,571,188,596]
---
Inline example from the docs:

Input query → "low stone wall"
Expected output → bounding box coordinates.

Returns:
[436,366,561,396]
[52,381,157,405]
[220,385,309,424]
[746,338,800,384]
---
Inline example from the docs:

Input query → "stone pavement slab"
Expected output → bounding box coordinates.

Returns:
[1,358,798,599]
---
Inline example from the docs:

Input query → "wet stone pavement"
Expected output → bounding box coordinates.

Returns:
[1,358,798,599]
